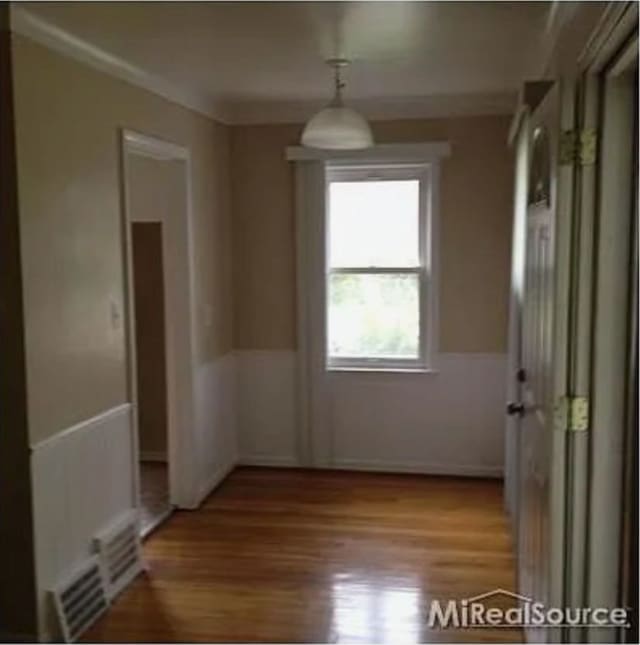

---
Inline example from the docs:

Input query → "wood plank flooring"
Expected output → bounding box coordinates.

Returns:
[84,467,521,643]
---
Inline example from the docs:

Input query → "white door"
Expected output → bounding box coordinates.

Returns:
[515,85,559,637]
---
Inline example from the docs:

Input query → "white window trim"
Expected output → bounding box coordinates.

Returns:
[286,141,451,162]
[325,162,438,372]
[291,143,447,466]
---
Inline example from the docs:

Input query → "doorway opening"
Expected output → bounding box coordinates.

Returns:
[131,221,171,535]
[121,130,198,537]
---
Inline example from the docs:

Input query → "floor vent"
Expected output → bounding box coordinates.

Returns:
[94,510,143,600]
[51,556,109,642]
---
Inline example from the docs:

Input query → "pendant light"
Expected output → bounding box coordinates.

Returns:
[301,58,373,150]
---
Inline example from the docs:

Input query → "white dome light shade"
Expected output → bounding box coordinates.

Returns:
[301,58,374,150]
[301,105,373,150]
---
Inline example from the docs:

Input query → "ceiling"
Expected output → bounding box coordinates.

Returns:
[13,1,557,123]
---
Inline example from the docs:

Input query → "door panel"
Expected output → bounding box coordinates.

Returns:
[517,84,559,642]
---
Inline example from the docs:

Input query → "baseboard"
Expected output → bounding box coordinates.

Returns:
[331,458,504,478]
[238,454,299,468]
[194,461,235,508]
[139,451,167,463]
[237,455,502,477]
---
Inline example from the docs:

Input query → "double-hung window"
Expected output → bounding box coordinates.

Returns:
[326,163,436,371]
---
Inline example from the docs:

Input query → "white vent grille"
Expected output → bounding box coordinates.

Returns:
[94,510,143,600]
[51,556,108,642]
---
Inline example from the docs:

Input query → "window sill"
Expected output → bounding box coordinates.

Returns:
[327,366,439,375]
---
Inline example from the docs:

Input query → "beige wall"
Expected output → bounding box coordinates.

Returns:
[12,35,233,445]
[231,116,513,353]
[11,32,514,444]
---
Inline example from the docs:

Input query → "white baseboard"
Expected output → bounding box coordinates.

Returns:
[237,455,502,477]
[139,451,167,463]
[238,454,299,468]
[332,458,504,478]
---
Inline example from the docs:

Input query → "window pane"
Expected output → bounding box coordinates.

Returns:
[329,180,420,268]
[328,273,420,359]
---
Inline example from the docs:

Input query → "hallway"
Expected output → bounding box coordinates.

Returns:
[84,468,520,643]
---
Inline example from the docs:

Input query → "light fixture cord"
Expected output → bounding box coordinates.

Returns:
[332,63,345,107]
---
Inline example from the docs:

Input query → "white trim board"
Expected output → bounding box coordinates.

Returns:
[291,148,445,467]
[123,129,190,162]
[578,2,638,72]
[30,403,132,453]
[9,6,229,123]
[286,142,451,162]
[332,459,503,479]
[238,455,299,468]
[120,129,199,510]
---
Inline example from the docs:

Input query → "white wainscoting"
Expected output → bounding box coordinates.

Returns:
[329,353,507,477]
[236,350,298,466]
[30,352,238,640]
[236,350,507,476]
[193,352,238,504]
[31,404,135,641]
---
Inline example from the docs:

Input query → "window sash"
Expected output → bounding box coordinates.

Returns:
[329,267,422,275]
[326,268,428,369]
[325,163,432,371]
[328,169,424,270]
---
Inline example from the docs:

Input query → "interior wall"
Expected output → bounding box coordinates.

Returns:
[231,116,514,468]
[12,34,234,446]
[10,33,236,639]
[132,222,168,459]
[232,116,513,352]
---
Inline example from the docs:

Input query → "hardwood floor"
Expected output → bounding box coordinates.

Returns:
[84,467,521,643]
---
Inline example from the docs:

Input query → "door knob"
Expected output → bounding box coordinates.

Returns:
[506,402,525,416]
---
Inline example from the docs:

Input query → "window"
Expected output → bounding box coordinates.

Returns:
[326,163,436,370]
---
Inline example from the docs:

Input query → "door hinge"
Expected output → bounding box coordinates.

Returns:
[554,396,590,432]
[559,129,597,166]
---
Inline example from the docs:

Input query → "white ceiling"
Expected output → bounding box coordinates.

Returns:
[14,1,557,123]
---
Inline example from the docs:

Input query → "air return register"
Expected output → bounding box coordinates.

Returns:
[51,556,109,642]
[93,510,143,600]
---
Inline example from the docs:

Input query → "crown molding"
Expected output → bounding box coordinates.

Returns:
[578,1,638,72]
[9,6,517,127]
[9,6,231,123]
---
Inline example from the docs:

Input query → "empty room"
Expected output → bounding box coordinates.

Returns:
[0,2,637,644]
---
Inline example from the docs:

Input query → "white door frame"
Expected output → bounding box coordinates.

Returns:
[570,6,638,640]
[506,6,638,640]
[120,129,199,512]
